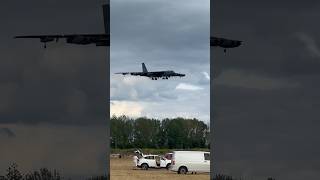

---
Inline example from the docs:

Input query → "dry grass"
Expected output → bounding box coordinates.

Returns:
[110,157,210,180]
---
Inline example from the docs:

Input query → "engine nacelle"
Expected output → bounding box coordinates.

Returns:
[40,37,54,43]
[211,37,242,48]
[95,41,109,46]
[66,36,92,45]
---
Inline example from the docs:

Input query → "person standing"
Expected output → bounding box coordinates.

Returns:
[133,155,138,167]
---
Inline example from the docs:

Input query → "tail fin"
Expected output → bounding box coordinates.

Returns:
[102,1,110,34]
[142,63,148,73]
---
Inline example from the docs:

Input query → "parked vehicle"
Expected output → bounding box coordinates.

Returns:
[134,149,144,158]
[164,152,173,160]
[133,150,172,170]
[170,151,210,174]
[136,154,171,170]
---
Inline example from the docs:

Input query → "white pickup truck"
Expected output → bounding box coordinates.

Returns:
[134,150,171,170]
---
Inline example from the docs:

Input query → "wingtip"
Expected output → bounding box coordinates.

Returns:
[14,36,24,39]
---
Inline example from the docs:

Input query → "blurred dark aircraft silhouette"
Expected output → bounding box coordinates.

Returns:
[15,34,109,48]
[14,4,109,48]
[211,36,242,53]
[115,63,185,80]
[14,4,241,54]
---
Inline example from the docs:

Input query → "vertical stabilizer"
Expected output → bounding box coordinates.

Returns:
[142,63,148,73]
[103,2,110,34]
[103,1,110,180]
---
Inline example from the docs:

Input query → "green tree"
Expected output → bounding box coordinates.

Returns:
[133,117,160,148]
[111,115,134,148]
[110,116,209,149]
[6,163,22,180]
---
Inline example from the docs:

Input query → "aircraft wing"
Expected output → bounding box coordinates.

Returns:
[15,35,63,38]
[210,36,242,48]
[148,72,165,77]
[115,72,144,76]
[15,34,109,48]
[15,34,108,38]
[115,72,130,75]
[15,34,110,39]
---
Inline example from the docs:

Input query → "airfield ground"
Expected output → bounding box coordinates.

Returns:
[110,157,210,180]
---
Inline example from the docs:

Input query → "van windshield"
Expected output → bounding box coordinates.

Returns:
[204,153,210,160]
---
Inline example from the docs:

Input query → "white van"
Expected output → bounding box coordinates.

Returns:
[170,151,210,174]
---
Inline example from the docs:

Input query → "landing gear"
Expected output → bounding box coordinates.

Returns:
[224,49,226,53]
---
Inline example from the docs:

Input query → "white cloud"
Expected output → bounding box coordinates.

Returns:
[175,83,204,91]
[110,101,144,117]
[202,71,210,80]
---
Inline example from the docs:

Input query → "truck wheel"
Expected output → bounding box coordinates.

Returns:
[178,166,187,174]
[141,163,149,170]
[166,163,171,170]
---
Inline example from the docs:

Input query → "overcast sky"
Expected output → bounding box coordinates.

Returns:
[212,0,320,180]
[0,0,107,178]
[110,0,210,123]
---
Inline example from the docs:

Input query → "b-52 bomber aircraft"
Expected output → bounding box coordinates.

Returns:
[211,36,242,53]
[115,63,185,80]
[14,3,241,53]
[15,34,241,50]
[14,34,109,48]
[14,4,110,48]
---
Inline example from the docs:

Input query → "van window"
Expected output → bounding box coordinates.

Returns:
[204,153,210,160]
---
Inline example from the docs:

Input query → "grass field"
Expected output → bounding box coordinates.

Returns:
[110,157,210,180]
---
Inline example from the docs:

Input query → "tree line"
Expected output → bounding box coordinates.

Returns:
[0,163,107,180]
[111,116,210,149]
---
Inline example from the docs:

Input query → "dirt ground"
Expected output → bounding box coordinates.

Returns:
[110,157,210,180]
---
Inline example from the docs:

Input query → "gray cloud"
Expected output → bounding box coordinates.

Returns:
[215,69,300,90]
[213,1,320,180]
[295,32,320,58]
[0,0,108,178]
[0,128,16,138]
[0,124,107,179]
[0,0,210,178]
[110,0,210,122]
[0,0,108,125]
